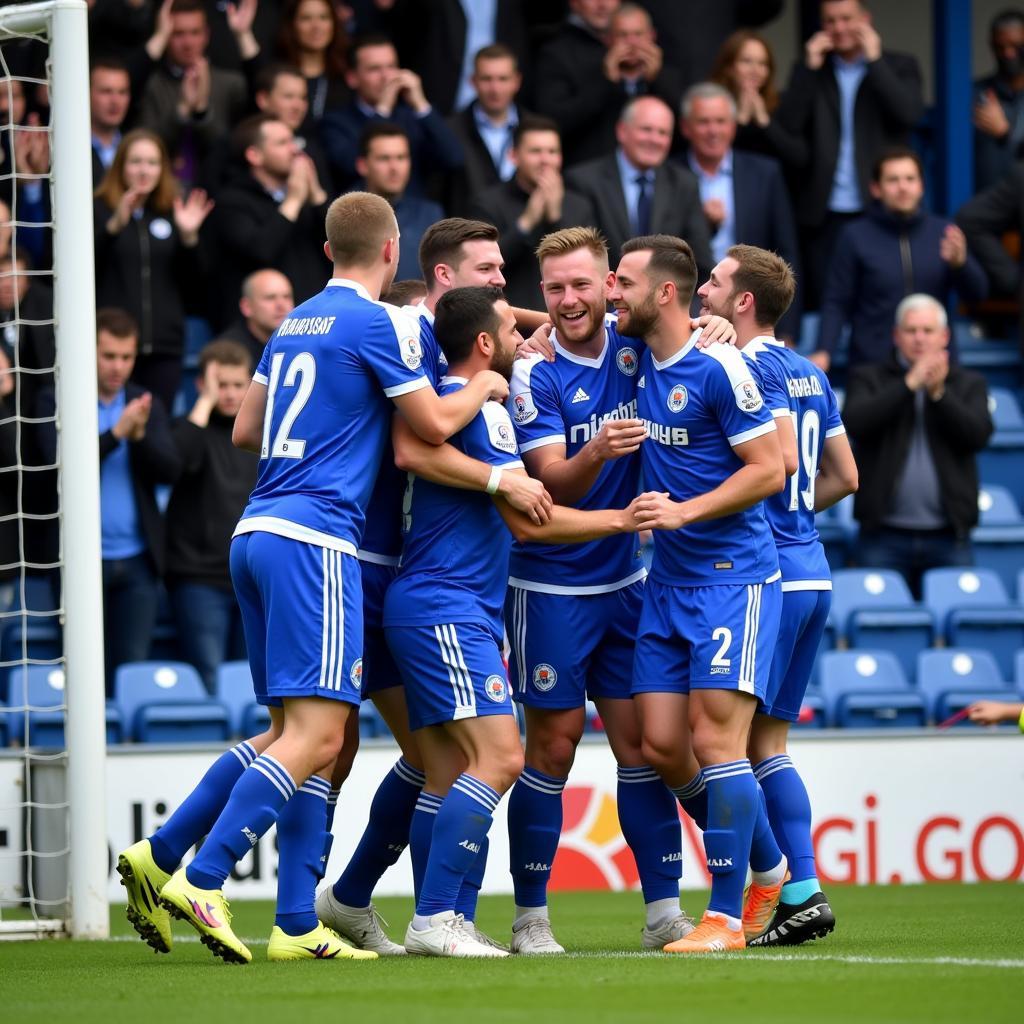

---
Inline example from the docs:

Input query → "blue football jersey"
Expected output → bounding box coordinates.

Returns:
[402,301,447,387]
[636,329,780,586]
[383,377,525,637]
[745,336,845,586]
[235,278,431,554]
[507,315,646,592]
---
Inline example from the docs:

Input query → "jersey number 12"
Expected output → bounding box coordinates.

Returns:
[261,351,317,459]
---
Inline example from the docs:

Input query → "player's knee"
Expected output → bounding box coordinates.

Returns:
[490,744,526,793]
[639,732,677,773]
[690,722,737,766]
[527,731,578,778]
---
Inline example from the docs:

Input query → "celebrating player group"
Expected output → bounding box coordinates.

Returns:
[115,195,858,964]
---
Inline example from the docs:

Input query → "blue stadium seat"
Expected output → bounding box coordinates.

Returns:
[115,662,230,743]
[215,660,261,737]
[2,666,122,746]
[921,568,1024,677]
[972,485,1024,594]
[916,649,1019,725]
[958,337,1022,391]
[829,569,933,680]
[0,617,62,689]
[242,703,272,736]
[794,685,826,729]
[978,389,1024,509]
[817,650,926,728]
[1015,648,1024,696]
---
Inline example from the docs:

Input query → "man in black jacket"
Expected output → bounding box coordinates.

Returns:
[843,294,993,597]
[207,115,328,328]
[446,44,532,216]
[166,340,259,692]
[535,2,684,167]
[468,117,592,308]
[95,309,182,694]
[776,0,923,307]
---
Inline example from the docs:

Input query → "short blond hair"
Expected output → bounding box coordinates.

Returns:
[535,226,609,270]
[325,192,397,268]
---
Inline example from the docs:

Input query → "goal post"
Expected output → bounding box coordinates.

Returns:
[0,0,107,940]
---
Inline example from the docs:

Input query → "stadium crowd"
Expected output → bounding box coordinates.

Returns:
[0,1,1021,700]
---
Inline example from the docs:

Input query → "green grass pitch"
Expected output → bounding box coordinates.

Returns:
[4,885,1023,1023]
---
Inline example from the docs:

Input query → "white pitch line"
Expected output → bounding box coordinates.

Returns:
[100,937,1024,968]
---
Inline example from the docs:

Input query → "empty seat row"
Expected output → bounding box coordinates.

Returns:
[0,661,395,747]
[804,648,1021,729]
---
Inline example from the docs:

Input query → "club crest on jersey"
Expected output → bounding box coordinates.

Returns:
[667,383,688,413]
[532,663,557,692]
[734,379,763,413]
[512,389,538,424]
[489,419,518,454]
[401,335,423,370]
[484,674,508,702]
[350,658,363,689]
[616,346,639,376]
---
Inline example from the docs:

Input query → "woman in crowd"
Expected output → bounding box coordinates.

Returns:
[710,29,805,173]
[94,129,213,414]
[277,0,350,125]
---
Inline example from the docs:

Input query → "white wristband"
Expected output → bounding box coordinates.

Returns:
[486,466,503,495]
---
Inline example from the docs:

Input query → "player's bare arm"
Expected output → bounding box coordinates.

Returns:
[392,369,509,445]
[774,412,798,477]
[632,429,786,530]
[392,414,553,525]
[232,379,267,452]
[813,431,859,512]
[522,421,647,506]
[494,468,640,543]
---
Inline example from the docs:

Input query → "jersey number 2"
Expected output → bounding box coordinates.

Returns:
[262,351,316,459]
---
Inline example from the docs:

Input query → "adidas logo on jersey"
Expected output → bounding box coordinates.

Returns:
[523,862,551,872]
[571,387,590,403]
[637,375,646,389]
[459,839,482,854]
[241,827,259,848]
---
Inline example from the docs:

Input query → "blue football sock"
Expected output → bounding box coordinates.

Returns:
[617,765,682,903]
[671,770,708,831]
[415,774,499,919]
[702,759,758,921]
[325,787,341,832]
[507,767,566,908]
[185,754,296,891]
[409,791,443,903]
[274,774,331,936]
[149,741,257,873]
[454,835,488,921]
[755,754,819,898]
[332,758,424,907]
[749,783,786,876]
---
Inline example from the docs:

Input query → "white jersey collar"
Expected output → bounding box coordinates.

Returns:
[652,327,702,371]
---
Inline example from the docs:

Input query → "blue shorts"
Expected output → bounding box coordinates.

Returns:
[504,581,643,708]
[632,577,781,700]
[384,622,515,731]
[760,587,831,722]
[359,559,402,697]
[230,532,363,707]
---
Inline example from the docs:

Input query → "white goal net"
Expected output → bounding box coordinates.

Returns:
[0,0,107,940]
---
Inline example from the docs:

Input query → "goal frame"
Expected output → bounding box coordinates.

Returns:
[0,0,107,940]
